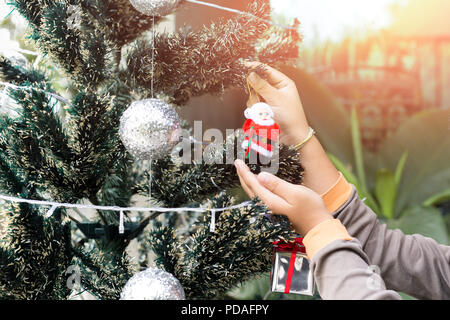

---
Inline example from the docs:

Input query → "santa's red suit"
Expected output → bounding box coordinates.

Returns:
[242,119,281,158]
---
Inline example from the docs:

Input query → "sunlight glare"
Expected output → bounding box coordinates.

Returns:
[271,0,407,43]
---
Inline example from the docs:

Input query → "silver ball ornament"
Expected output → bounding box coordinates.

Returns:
[120,267,185,300]
[129,0,180,16]
[119,98,181,160]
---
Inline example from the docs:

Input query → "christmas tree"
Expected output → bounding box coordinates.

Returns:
[0,0,303,299]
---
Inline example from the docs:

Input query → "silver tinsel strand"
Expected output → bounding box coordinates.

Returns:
[120,267,186,300]
[119,98,181,160]
[129,0,180,16]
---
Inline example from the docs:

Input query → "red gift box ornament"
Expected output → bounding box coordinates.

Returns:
[270,237,315,296]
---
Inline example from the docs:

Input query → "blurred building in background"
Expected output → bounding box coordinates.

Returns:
[300,0,450,151]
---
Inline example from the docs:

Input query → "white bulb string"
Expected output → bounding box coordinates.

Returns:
[0,192,254,223]
[119,210,125,234]
[209,209,216,233]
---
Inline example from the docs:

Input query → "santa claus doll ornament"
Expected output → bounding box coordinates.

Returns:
[241,102,281,159]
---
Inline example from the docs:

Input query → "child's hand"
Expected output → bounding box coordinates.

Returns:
[245,61,341,195]
[245,61,309,146]
[235,159,331,236]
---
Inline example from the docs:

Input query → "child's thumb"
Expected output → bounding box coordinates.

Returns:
[257,171,296,201]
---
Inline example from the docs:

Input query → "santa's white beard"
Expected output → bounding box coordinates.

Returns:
[253,118,275,126]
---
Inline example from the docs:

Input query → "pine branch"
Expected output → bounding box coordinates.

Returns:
[10,0,114,87]
[1,202,73,299]
[73,246,133,300]
[81,0,165,47]
[0,246,17,299]
[39,1,112,86]
[66,91,128,199]
[11,86,73,160]
[147,193,295,299]
[9,0,46,28]
[0,137,27,196]
[2,88,84,201]
[143,137,303,207]
[0,56,46,85]
[147,220,179,275]
[125,0,273,105]
[256,19,302,64]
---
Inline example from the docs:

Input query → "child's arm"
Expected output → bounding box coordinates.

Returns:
[330,181,450,300]
[235,160,402,299]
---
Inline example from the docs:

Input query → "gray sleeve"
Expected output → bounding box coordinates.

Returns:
[311,238,401,300]
[329,187,450,300]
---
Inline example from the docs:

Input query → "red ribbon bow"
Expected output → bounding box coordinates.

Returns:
[273,237,306,294]
[273,237,306,254]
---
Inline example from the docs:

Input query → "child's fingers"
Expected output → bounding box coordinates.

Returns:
[247,72,278,102]
[235,160,290,214]
[244,61,292,89]
[237,172,255,199]
[256,172,299,204]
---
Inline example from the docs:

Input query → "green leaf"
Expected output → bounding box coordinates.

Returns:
[328,152,381,214]
[350,107,368,193]
[394,152,408,186]
[376,109,450,213]
[423,188,450,207]
[374,169,397,219]
[387,206,449,245]
[327,153,360,189]
[398,292,417,300]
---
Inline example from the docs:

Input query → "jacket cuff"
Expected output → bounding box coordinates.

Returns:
[303,219,353,260]
[320,172,353,213]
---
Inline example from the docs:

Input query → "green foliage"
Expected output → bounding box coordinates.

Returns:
[373,152,408,220]
[0,203,73,299]
[375,110,450,215]
[328,108,450,243]
[351,107,368,193]
[328,153,380,213]
[374,169,397,220]
[387,206,449,245]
